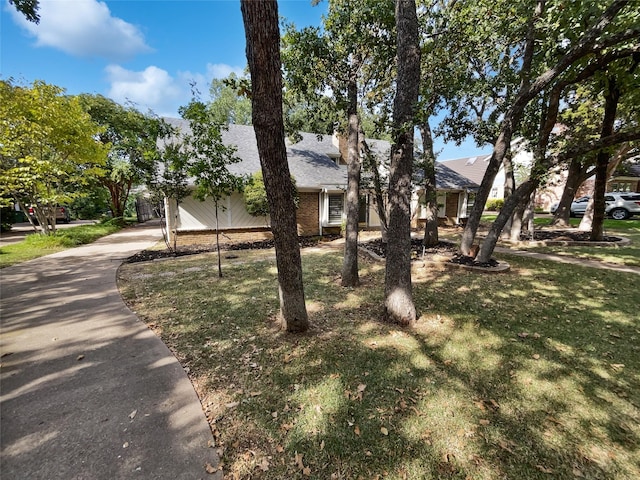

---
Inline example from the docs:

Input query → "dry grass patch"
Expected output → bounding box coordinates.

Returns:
[118,247,639,480]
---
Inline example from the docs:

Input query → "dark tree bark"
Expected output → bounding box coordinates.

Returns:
[419,122,439,247]
[341,61,362,287]
[502,150,515,239]
[384,0,420,326]
[551,158,594,227]
[241,0,309,333]
[591,76,619,241]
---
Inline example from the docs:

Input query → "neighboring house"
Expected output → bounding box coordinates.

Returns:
[161,119,478,246]
[608,163,640,193]
[441,144,573,212]
[413,163,479,227]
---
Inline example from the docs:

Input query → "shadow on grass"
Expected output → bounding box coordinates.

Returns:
[118,249,639,479]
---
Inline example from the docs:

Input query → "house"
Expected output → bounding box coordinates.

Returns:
[441,145,571,212]
[160,119,478,246]
[608,162,640,193]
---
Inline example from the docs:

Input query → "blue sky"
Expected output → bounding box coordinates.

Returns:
[2,0,488,159]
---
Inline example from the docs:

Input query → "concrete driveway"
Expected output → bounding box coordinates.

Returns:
[0,223,219,479]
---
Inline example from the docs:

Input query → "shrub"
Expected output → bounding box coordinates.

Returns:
[244,171,299,216]
[485,199,504,211]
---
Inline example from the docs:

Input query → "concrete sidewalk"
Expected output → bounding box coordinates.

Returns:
[0,223,219,479]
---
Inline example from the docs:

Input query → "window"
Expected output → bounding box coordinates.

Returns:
[490,187,498,198]
[328,194,344,224]
[466,193,476,217]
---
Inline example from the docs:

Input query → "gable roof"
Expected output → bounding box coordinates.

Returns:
[440,154,492,186]
[163,118,347,190]
[435,162,479,190]
[162,118,478,192]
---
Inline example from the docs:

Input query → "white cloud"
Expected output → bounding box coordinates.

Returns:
[206,63,245,79]
[105,63,247,116]
[106,65,181,115]
[8,0,151,60]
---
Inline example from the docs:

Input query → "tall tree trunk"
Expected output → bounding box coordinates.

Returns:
[241,0,309,333]
[477,179,539,263]
[384,0,420,326]
[361,132,388,242]
[215,200,222,278]
[502,150,515,239]
[341,63,362,287]
[419,123,439,247]
[590,76,619,241]
[551,158,593,227]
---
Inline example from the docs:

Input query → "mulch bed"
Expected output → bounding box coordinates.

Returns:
[125,235,340,263]
[359,238,499,268]
[522,230,621,242]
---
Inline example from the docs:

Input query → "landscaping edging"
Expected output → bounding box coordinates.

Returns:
[508,235,630,248]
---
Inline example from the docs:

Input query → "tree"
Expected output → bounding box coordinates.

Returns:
[0,80,107,234]
[78,94,170,219]
[457,0,639,260]
[8,0,39,23]
[148,142,190,253]
[179,100,245,277]
[384,0,420,326]
[282,0,396,288]
[208,73,252,126]
[241,0,309,333]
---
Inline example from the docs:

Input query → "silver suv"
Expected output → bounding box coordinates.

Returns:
[605,192,640,220]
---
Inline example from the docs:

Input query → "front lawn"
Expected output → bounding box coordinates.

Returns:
[0,220,124,268]
[118,247,640,480]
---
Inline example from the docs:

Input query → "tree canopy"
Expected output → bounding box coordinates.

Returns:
[0,80,107,233]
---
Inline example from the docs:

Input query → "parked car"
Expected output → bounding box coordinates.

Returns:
[27,205,71,224]
[605,192,640,220]
[549,196,590,216]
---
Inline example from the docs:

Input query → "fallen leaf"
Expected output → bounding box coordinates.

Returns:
[380,427,389,436]
[294,452,305,470]
[281,423,294,432]
[357,383,367,393]
[259,458,269,472]
[250,391,262,397]
[532,354,541,360]
[479,419,490,425]
[225,402,239,409]
[129,410,137,419]
[354,425,361,436]
[536,465,554,474]
[320,440,325,451]
[205,463,217,474]
[77,354,85,361]
[123,442,129,448]
[276,445,284,453]
[517,332,529,338]
[303,466,311,476]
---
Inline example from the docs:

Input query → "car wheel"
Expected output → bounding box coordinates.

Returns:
[610,208,629,220]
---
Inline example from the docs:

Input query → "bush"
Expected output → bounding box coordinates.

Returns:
[244,171,299,216]
[485,199,504,211]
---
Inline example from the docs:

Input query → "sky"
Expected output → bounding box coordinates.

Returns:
[1,0,489,160]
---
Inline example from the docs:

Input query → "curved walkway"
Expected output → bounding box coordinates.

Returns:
[0,223,219,479]
[493,246,640,275]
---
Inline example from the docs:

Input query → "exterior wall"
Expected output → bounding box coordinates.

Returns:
[170,190,322,246]
[176,228,272,247]
[297,192,320,236]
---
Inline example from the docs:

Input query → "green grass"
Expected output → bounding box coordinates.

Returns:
[0,220,124,268]
[480,217,640,268]
[118,247,640,480]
